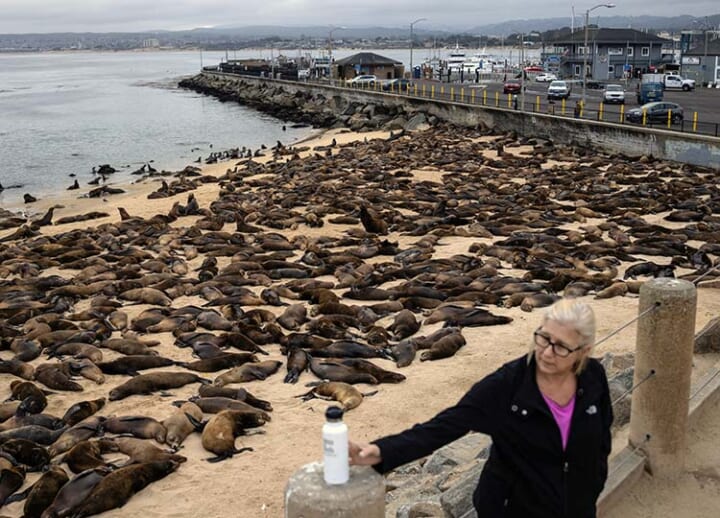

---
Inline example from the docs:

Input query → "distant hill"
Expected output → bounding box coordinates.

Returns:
[467,14,720,37]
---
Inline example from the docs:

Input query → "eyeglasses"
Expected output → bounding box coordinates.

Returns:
[533,328,584,358]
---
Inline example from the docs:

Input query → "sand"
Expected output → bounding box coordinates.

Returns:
[1,127,719,518]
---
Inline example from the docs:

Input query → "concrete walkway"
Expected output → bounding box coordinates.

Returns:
[604,399,720,518]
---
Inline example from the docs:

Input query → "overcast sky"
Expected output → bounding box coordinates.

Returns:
[1,1,717,34]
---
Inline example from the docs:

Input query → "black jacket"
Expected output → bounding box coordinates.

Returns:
[373,355,613,518]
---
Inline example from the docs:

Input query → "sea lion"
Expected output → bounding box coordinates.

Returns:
[103,416,167,443]
[0,410,64,433]
[423,305,513,327]
[0,458,25,506]
[337,358,406,383]
[390,339,417,368]
[195,310,234,331]
[0,438,51,471]
[284,347,310,384]
[213,360,282,387]
[276,304,308,330]
[96,355,178,376]
[101,338,159,356]
[306,341,392,360]
[308,358,378,385]
[280,333,332,351]
[0,425,65,446]
[61,398,106,427]
[420,331,467,362]
[34,363,83,392]
[109,372,210,401]
[297,381,373,411]
[181,352,258,373]
[594,282,629,299]
[114,437,187,465]
[162,402,204,450]
[0,359,35,380]
[187,397,271,421]
[65,359,105,385]
[39,466,112,518]
[7,381,48,414]
[197,385,272,411]
[47,343,103,363]
[48,416,106,457]
[520,293,560,312]
[20,465,69,518]
[359,206,388,235]
[201,409,267,462]
[0,402,20,423]
[62,439,119,474]
[386,309,421,340]
[68,459,181,518]
[10,340,42,362]
[118,287,173,306]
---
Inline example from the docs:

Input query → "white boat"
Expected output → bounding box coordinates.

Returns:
[463,49,504,74]
[446,44,467,72]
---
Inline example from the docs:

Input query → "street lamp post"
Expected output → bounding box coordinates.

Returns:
[409,18,427,79]
[328,26,346,79]
[582,3,616,107]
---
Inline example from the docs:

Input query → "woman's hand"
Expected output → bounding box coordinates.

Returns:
[349,441,382,466]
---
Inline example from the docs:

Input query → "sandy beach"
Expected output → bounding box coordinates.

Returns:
[1,126,719,518]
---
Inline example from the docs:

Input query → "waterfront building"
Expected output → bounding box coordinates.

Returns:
[334,52,404,81]
[680,32,720,86]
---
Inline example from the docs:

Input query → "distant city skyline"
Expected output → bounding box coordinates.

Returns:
[1,1,718,34]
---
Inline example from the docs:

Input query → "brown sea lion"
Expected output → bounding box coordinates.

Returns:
[34,363,83,392]
[0,438,51,471]
[306,340,392,360]
[62,439,119,474]
[195,310,234,331]
[276,304,308,331]
[390,339,417,368]
[162,402,204,450]
[7,381,48,414]
[0,458,25,506]
[10,340,42,362]
[337,358,406,383]
[39,466,112,518]
[279,333,332,351]
[181,352,258,373]
[386,309,421,340]
[594,282,629,299]
[420,331,467,362]
[65,359,105,384]
[188,398,271,421]
[0,402,20,423]
[68,459,181,517]
[0,359,35,380]
[359,206,388,235]
[100,338,159,356]
[109,372,210,401]
[103,416,167,443]
[201,409,267,462]
[308,358,378,385]
[0,425,65,446]
[197,385,272,411]
[48,417,106,457]
[297,381,373,411]
[284,348,310,384]
[118,287,173,306]
[213,360,282,387]
[96,355,178,376]
[61,398,106,427]
[20,465,69,518]
[423,305,513,327]
[114,437,186,465]
[520,293,560,312]
[47,343,103,363]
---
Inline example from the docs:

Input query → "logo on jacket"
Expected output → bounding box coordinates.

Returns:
[586,405,598,415]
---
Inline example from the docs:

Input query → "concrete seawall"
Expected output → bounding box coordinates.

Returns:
[189,72,720,169]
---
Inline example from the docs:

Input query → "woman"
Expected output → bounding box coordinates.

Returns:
[350,298,613,518]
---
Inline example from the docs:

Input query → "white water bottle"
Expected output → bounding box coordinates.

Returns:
[322,406,349,485]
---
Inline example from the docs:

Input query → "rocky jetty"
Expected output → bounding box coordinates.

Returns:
[178,74,436,132]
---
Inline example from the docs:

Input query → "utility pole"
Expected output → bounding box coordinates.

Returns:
[409,18,427,79]
[582,3,616,107]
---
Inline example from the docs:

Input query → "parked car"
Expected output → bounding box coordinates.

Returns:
[626,102,684,124]
[503,79,522,94]
[547,80,571,100]
[382,78,413,92]
[535,73,558,82]
[603,84,625,104]
[347,75,377,87]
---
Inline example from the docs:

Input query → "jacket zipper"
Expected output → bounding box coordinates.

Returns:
[563,460,569,518]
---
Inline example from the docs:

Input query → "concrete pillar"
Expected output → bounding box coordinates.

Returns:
[629,278,696,477]
[285,462,385,518]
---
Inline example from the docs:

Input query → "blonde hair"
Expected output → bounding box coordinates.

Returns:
[527,298,596,374]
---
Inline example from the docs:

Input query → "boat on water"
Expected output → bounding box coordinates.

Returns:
[463,49,505,74]
[446,45,467,72]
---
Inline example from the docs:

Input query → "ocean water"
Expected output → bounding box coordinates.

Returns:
[0,46,541,208]
[0,51,316,208]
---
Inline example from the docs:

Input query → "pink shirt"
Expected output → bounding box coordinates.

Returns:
[542,394,576,450]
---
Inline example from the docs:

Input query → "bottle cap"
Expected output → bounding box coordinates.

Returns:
[325,406,344,420]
